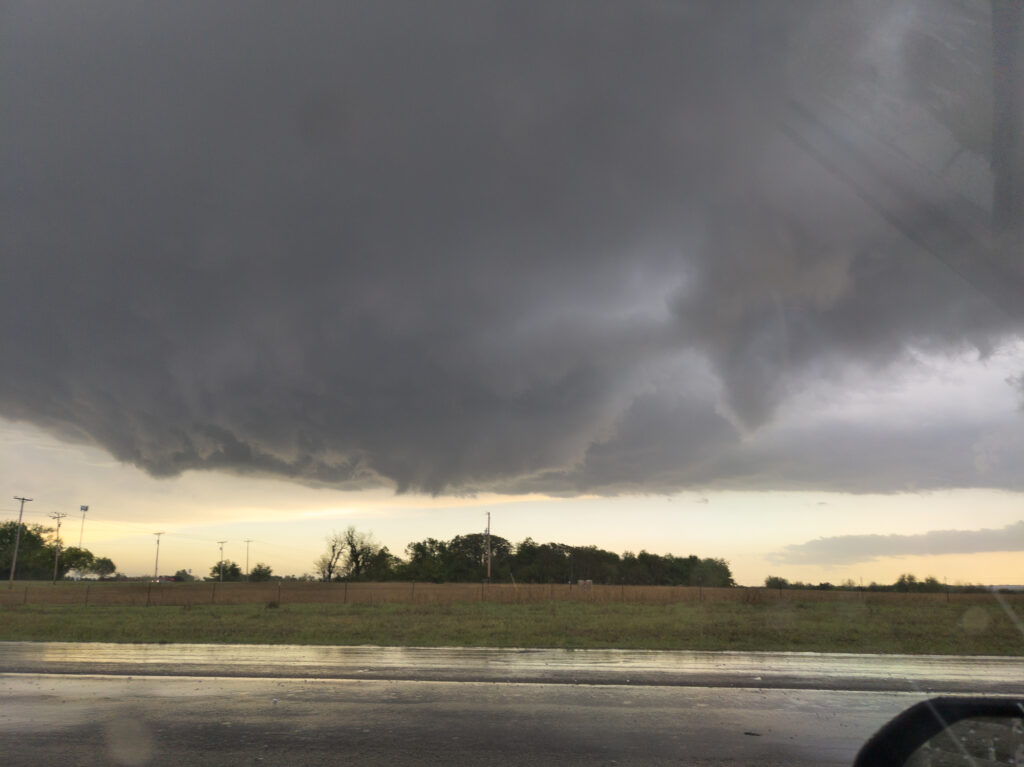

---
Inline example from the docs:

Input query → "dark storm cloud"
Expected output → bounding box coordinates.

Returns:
[2,1,1021,494]
[768,521,1024,565]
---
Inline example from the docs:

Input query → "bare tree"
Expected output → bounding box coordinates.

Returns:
[315,532,345,582]
[340,526,380,581]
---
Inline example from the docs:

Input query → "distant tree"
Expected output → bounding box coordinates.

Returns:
[690,557,734,587]
[894,573,918,592]
[61,547,95,576]
[765,575,789,590]
[511,539,575,583]
[207,560,242,581]
[0,521,53,580]
[315,532,345,582]
[402,538,450,582]
[1,522,114,581]
[249,562,273,582]
[339,526,381,581]
[920,576,943,593]
[172,569,195,582]
[362,548,400,581]
[91,557,117,578]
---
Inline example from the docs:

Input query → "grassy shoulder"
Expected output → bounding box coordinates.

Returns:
[1,599,1020,654]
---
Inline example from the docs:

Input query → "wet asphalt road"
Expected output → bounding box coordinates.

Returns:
[2,644,1022,766]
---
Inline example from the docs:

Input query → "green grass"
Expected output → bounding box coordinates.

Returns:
[1,599,1021,654]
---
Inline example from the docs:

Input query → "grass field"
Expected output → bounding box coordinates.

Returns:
[0,580,1013,607]
[1,598,1020,654]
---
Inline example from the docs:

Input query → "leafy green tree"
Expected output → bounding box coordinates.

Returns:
[691,557,734,587]
[401,538,450,582]
[0,522,115,581]
[207,560,242,581]
[249,562,273,582]
[894,573,918,592]
[172,569,195,582]
[362,548,399,581]
[511,539,574,583]
[765,575,789,589]
[0,521,53,580]
[60,546,95,577]
[91,557,117,578]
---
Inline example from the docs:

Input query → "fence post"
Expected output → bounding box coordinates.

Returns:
[211,582,216,605]
[146,583,152,607]
[277,582,282,604]
[411,582,415,602]
[84,583,90,607]
[23,586,28,605]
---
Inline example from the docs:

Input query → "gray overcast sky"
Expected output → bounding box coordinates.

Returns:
[2,0,1022,497]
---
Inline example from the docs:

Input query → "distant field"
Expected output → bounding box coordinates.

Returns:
[1,597,1020,655]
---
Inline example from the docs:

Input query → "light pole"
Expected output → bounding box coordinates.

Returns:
[218,541,227,582]
[153,532,164,581]
[78,505,89,549]
[244,539,253,580]
[8,496,32,588]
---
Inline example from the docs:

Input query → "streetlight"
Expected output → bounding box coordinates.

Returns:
[153,532,164,581]
[244,539,253,581]
[78,505,89,549]
[217,541,227,582]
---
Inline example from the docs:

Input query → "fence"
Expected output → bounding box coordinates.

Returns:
[0,581,1013,608]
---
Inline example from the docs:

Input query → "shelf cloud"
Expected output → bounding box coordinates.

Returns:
[2,1,1021,495]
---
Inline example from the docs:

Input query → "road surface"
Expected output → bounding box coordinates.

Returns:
[2,643,1022,766]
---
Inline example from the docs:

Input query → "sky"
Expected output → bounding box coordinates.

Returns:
[2,1,1022,585]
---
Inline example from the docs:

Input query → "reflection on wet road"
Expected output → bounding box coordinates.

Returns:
[2,644,1022,765]
[0,673,939,766]
[2,641,1023,692]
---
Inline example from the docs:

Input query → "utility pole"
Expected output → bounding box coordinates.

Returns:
[244,539,253,580]
[153,532,164,580]
[485,512,491,582]
[78,505,89,549]
[218,541,227,582]
[50,512,68,584]
[8,496,32,588]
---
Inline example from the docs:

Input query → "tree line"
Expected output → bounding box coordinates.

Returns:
[309,527,735,586]
[0,521,116,580]
[764,574,991,593]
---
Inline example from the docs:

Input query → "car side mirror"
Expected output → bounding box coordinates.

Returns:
[853,697,1024,766]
